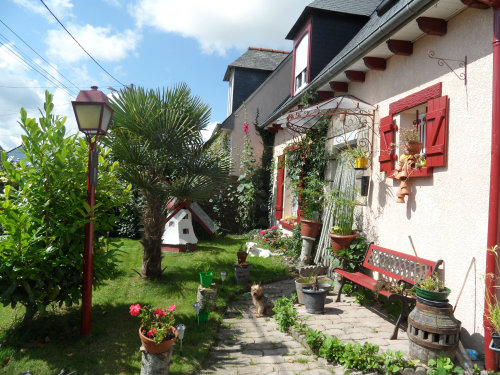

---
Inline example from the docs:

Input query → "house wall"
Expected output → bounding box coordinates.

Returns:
[271,7,493,349]
[230,55,293,176]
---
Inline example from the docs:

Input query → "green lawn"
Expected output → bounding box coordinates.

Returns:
[0,236,290,375]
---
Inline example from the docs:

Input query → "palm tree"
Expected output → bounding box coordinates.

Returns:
[106,84,231,279]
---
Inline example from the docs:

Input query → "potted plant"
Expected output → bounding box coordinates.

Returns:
[129,303,178,354]
[414,273,451,302]
[486,246,500,351]
[400,127,422,155]
[294,274,332,304]
[235,245,251,285]
[198,264,213,288]
[300,175,325,239]
[343,146,369,170]
[302,276,329,314]
[327,190,358,254]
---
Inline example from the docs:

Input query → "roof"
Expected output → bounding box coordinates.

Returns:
[6,146,25,163]
[262,0,439,128]
[223,47,290,81]
[286,0,381,40]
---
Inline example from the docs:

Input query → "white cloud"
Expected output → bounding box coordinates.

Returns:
[128,0,307,55]
[202,121,218,141]
[46,24,141,64]
[11,0,74,22]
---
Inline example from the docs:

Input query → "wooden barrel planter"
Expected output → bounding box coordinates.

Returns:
[407,301,461,362]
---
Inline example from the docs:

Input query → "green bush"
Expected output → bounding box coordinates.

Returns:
[0,91,130,323]
[272,296,297,332]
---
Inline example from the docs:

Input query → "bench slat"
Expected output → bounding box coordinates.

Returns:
[334,269,392,298]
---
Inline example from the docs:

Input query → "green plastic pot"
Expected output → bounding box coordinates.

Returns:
[198,308,209,323]
[200,272,213,287]
[415,286,451,301]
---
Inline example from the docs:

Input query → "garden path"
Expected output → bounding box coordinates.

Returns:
[201,278,410,374]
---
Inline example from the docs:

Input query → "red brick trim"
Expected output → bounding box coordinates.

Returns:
[389,82,442,115]
[162,244,198,252]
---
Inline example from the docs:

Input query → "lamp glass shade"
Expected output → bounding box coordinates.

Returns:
[100,106,113,133]
[176,324,186,340]
[74,104,102,134]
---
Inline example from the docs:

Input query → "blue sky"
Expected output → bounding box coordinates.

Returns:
[0,0,309,150]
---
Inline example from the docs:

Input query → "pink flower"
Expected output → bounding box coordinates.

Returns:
[271,226,278,230]
[168,304,176,312]
[147,327,157,338]
[243,122,249,133]
[259,230,266,235]
[129,304,141,316]
[154,308,166,317]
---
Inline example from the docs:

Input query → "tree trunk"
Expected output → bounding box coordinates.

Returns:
[140,194,165,279]
[22,304,37,326]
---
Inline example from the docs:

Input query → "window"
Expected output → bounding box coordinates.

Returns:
[294,33,309,94]
[379,83,449,175]
[183,228,189,234]
[227,69,234,116]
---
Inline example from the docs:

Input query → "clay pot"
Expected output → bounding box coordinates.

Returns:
[404,142,423,155]
[396,194,406,203]
[300,220,322,238]
[139,326,178,354]
[237,251,248,264]
[328,232,358,254]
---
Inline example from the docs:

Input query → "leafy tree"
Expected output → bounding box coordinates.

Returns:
[0,91,130,323]
[107,84,231,279]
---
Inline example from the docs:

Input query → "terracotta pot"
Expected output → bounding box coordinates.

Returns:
[404,141,423,155]
[237,251,248,264]
[300,220,322,238]
[328,232,358,254]
[139,326,178,354]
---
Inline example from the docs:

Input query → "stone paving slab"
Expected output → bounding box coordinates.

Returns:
[202,278,410,374]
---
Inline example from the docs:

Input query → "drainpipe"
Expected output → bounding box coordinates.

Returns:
[485,6,500,371]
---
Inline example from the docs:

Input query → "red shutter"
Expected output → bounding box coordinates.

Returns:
[275,155,285,220]
[379,115,396,172]
[425,95,448,167]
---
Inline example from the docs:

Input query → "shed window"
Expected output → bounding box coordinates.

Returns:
[183,228,189,234]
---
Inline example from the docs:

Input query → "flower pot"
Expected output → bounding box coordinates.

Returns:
[199,272,213,288]
[295,277,332,304]
[302,287,328,314]
[354,157,369,170]
[328,232,358,254]
[237,251,248,264]
[300,220,321,238]
[404,141,423,155]
[415,286,451,302]
[139,326,178,354]
[490,332,500,352]
[234,263,251,285]
[198,308,210,323]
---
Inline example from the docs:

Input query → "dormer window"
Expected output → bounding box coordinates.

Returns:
[294,32,309,94]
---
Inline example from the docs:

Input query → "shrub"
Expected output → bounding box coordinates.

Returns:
[0,91,130,323]
[272,296,297,332]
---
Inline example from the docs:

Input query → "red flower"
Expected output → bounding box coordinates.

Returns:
[154,308,166,317]
[168,304,176,312]
[147,327,157,338]
[129,304,141,316]
[243,122,249,133]
[259,230,266,235]
[271,226,278,230]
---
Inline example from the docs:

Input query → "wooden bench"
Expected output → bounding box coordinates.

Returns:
[334,244,443,340]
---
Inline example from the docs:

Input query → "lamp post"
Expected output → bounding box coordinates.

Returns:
[72,86,114,336]
[176,324,186,354]
[193,302,200,325]
[221,271,227,289]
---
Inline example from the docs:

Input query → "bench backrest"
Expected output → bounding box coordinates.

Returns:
[362,244,441,284]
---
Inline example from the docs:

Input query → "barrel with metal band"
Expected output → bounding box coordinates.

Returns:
[407,301,461,362]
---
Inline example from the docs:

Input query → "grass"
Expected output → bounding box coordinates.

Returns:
[0,235,290,375]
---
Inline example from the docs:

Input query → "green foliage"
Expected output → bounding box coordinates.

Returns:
[300,174,326,220]
[416,273,446,292]
[319,335,346,363]
[329,189,357,235]
[335,236,368,272]
[342,145,369,159]
[305,328,325,354]
[427,356,464,375]
[272,296,297,332]
[0,91,129,321]
[114,188,144,238]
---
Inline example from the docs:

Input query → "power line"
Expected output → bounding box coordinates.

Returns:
[0,18,80,95]
[39,0,126,88]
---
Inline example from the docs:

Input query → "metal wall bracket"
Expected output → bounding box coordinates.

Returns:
[427,50,467,85]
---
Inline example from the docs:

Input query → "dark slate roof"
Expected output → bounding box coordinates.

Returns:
[220,113,235,130]
[286,0,381,40]
[7,146,25,163]
[223,47,290,81]
[262,0,437,128]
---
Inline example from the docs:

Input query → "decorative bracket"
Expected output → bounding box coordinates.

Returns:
[427,50,467,85]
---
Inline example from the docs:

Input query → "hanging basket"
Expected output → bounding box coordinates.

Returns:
[354,157,369,170]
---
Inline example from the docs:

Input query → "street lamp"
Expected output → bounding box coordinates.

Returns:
[72,86,114,336]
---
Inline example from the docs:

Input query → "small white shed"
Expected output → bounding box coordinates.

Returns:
[161,209,198,252]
